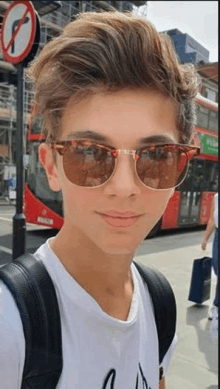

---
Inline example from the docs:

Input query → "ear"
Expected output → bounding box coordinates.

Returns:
[38,143,61,192]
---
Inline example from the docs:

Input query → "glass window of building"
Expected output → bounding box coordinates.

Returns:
[196,105,209,129]
[209,110,218,132]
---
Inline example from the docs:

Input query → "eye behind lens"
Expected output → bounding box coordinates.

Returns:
[62,143,116,187]
[136,145,189,190]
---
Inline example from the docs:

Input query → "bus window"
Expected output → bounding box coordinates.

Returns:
[177,159,218,193]
[193,160,206,191]
[27,142,63,216]
[213,167,219,191]
[27,143,38,191]
[208,162,218,191]
[177,160,194,191]
[202,161,218,191]
[209,110,218,132]
[196,105,209,129]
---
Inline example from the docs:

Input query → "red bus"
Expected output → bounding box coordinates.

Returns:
[24,93,218,237]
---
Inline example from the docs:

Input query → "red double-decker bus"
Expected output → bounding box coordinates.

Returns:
[24,93,218,237]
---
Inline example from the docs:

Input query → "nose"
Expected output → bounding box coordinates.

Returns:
[103,152,141,196]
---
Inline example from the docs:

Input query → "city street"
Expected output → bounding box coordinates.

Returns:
[0,203,218,388]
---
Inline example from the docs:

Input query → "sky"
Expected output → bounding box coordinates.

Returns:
[137,1,218,63]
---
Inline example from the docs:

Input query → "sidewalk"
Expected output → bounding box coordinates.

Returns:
[135,242,218,389]
[0,197,15,206]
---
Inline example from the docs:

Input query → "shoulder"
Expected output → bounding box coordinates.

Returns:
[0,280,25,388]
[132,263,177,373]
[131,262,158,323]
[131,262,154,306]
[0,280,24,332]
[161,332,177,374]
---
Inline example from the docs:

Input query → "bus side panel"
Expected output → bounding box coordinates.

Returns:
[24,184,64,229]
[199,191,216,225]
[161,191,181,229]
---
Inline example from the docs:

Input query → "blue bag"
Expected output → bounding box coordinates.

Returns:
[188,256,212,304]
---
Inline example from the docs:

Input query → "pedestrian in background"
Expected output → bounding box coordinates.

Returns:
[201,192,218,320]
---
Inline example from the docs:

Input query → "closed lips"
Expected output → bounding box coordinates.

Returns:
[97,211,142,217]
[102,214,137,219]
[100,213,140,228]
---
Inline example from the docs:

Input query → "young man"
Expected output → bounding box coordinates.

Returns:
[0,11,199,389]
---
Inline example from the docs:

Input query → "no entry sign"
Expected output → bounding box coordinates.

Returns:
[0,2,41,258]
[0,1,38,64]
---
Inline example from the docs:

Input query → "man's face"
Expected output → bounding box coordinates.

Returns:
[40,89,179,255]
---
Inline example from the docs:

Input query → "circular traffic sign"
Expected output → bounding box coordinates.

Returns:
[1,1,37,64]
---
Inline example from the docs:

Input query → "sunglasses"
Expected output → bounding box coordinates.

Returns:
[50,139,200,190]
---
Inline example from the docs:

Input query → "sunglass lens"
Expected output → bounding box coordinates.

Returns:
[136,145,188,189]
[63,143,115,187]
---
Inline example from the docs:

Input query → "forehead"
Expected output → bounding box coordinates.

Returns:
[60,89,179,145]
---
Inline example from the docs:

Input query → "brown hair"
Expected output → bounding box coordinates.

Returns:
[26,11,200,143]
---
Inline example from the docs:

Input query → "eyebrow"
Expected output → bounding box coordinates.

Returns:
[65,130,176,145]
[66,130,109,142]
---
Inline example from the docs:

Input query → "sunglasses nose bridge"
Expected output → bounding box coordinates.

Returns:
[117,149,137,160]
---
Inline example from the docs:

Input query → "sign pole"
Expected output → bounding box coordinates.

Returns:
[12,62,26,259]
[1,1,40,260]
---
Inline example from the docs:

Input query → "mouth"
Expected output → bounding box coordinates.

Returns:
[97,213,143,229]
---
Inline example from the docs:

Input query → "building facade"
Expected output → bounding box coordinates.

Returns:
[197,61,218,103]
[164,28,218,104]
[165,28,210,64]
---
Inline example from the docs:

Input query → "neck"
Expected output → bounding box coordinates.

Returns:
[50,224,135,297]
[50,224,135,320]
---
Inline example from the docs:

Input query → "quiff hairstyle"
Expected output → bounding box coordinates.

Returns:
[26,11,200,143]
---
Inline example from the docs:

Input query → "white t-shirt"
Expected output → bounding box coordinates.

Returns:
[214,193,218,228]
[0,238,177,389]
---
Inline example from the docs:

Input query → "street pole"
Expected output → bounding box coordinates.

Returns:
[1,1,40,260]
[12,62,26,260]
[9,84,13,165]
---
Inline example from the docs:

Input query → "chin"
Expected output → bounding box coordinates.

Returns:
[96,233,145,256]
[101,246,136,255]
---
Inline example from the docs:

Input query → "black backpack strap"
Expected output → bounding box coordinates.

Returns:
[0,253,63,389]
[133,261,177,366]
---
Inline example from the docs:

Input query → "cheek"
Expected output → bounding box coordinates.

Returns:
[61,179,99,221]
[158,190,174,215]
[143,189,173,214]
[57,158,91,210]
